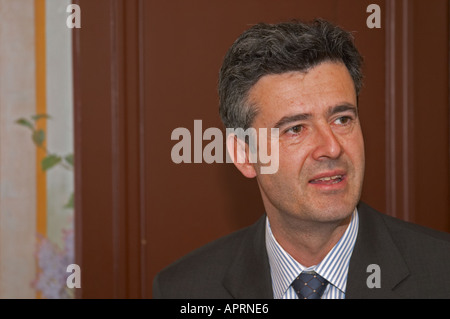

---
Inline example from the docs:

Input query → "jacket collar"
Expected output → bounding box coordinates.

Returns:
[346,202,412,298]
[222,215,274,299]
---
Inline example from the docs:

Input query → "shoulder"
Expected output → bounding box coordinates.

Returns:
[358,202,450,264]
[152,216,265,298]
[349,202,450,297]
[358,201,450,243]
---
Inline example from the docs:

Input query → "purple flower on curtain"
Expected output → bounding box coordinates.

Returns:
[32,228,74,299]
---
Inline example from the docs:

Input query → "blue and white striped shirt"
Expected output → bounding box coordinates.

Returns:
[265,209,359,299]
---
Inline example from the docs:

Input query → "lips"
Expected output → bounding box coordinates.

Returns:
[309,171,346,185]
[309,175,343,184]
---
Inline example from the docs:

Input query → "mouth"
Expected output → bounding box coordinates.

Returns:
[309,175,344,184]
[309,172,346,185]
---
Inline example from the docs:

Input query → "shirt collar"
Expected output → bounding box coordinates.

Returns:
[265,209,359,299]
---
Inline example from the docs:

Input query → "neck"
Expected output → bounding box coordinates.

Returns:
[268,213,352,267]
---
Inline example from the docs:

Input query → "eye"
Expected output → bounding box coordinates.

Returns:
[334,116,353,126]
[286,124,303,135]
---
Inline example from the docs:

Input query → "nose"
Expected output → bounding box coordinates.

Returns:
[311,124,343,160]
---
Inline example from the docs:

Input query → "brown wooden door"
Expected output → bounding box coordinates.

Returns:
[73,0,449,298]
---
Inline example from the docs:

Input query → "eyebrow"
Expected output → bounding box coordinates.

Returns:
[274,113,311,129]
[273,103,358,129]
[327,103,358,118]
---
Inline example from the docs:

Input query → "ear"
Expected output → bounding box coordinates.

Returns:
[226,133,257,178]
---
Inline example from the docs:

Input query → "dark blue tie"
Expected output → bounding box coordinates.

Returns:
[292,271,328,299]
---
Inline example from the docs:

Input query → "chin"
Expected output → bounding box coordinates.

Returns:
[306,197,358,222]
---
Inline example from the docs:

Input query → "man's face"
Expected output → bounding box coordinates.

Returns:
[248,61,365,225]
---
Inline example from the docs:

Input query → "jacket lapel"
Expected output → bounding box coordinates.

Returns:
[222,215,274,299]
[346,202,413,298]
[221,203,416,299]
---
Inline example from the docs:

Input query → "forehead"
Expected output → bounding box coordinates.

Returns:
[248,62,356,119]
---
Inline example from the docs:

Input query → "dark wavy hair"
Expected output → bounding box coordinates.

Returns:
[218,19,363,130]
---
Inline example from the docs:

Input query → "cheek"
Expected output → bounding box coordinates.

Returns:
[354,129,365,161]
[276,143,313,185]
[342,131,365,172]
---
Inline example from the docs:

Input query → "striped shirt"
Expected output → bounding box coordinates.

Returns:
[265,209,359,299]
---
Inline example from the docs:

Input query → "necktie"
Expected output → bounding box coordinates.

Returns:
[292,271,328,299]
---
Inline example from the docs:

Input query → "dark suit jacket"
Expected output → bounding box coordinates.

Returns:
[153,202,450,298]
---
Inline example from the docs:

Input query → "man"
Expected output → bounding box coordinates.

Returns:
[153,19,450,299]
